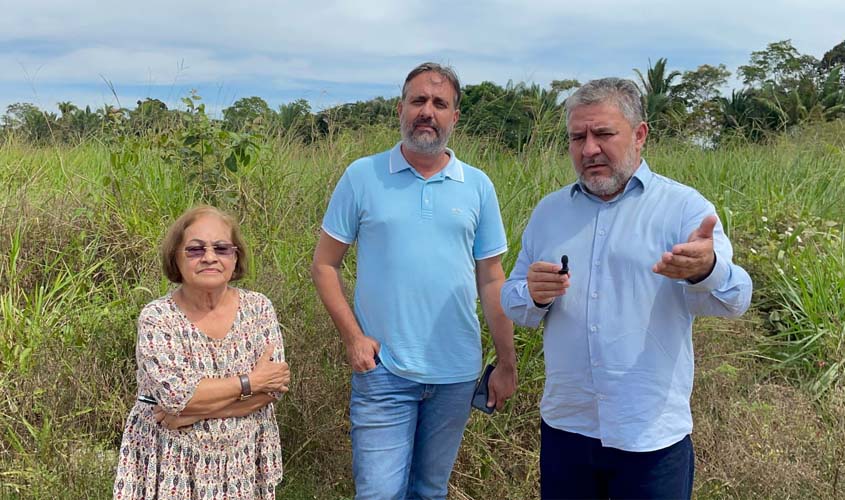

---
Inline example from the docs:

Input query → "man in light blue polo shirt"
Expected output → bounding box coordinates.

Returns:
[311,62,517,499]
[501,78,752,499]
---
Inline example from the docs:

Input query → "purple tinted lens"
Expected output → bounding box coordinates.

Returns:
[213,244,237,256]
[184,246,206,258]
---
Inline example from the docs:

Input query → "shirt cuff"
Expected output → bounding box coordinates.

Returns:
[512,283,553,326]
[683,253,728,291]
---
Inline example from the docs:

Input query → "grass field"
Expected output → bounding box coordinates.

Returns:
[1,122,843,499]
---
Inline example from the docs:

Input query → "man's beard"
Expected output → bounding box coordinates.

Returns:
[401,117,452,155]
[579,147,640,198]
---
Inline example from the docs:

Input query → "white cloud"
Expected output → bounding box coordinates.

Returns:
[1,0,843,113]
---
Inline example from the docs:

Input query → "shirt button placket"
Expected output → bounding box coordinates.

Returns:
[587,205,605,390]
[421,182,434,219]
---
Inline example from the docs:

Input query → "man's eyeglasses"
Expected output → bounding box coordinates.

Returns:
[183,243,238,259]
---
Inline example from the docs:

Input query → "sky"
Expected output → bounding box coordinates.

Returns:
[1,0,843,117]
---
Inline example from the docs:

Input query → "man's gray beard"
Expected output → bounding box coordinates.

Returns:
[580,150,640,198]
[401,123,451,155]
[581,169,631,197]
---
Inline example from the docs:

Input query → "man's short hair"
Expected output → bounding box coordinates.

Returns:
[161,205,248,283]
[565,78,645,127]
[402,62,462,108]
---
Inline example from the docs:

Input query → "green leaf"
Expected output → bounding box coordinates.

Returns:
[225,153,238,172]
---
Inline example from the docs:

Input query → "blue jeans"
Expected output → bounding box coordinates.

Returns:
[350,357,475,500]
[540,419,695,499]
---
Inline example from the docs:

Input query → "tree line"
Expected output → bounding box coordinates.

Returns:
[3,39,844,148]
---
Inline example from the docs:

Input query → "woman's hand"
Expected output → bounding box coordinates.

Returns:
[153,406,201,430]
[249,345,290,394]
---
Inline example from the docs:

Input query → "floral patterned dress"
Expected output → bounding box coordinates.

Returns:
[114,288,285,499]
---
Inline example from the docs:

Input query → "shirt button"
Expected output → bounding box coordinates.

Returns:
[598,229,606,236]
[591,291,598,299]
[594,260,600,267]
[590,325,598,333]
[592,361,600,367]
[596,393,605,400]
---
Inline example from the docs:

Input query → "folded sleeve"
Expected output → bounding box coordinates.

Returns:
[473,178,508,260]
[321,170,359,244]
[136,308,203,415]
[679,195,753,318]
[501,214,552,328]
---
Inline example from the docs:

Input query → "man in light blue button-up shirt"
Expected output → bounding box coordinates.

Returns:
[501,78,752,499]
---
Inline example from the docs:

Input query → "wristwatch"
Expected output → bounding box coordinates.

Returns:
[238,374,253,400]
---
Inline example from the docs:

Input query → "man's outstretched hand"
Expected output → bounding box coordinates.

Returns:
[653,215,717,283]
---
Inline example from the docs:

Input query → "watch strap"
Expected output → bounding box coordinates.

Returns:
[238,374,252,399]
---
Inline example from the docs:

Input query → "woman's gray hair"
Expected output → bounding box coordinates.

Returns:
[402,62,462,108]
[565,78,644,127]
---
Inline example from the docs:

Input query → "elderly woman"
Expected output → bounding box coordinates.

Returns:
[114,205,289,499]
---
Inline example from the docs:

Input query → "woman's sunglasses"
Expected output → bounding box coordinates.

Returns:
[183,243,238,259]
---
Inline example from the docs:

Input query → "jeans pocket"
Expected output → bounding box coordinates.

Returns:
[353,354,382,376]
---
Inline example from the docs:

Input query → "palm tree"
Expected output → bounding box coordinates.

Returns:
[817,65,845,120]
[57,101,77,118]
[634,58,684,135]
[753,65,845,129]
[719,89,770,142]
[521,83,565,148]
[635,58,681,96]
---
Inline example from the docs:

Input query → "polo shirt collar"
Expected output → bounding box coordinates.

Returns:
[569,159,652,200]
[389,142,465,182]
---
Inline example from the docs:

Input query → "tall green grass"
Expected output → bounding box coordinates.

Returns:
[1,121,844,498]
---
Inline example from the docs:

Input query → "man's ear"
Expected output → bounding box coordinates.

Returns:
[634,121,648,150]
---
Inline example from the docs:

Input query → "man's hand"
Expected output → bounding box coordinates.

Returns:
[653,215,717,282]
[249,345,291,393]
[486,363,517,411]
[153,406,200,430]
[527,261,570,306]
[345,335,380,372]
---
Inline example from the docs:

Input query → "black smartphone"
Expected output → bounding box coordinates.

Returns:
[471,364,496,414]
[138,394,157,405]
